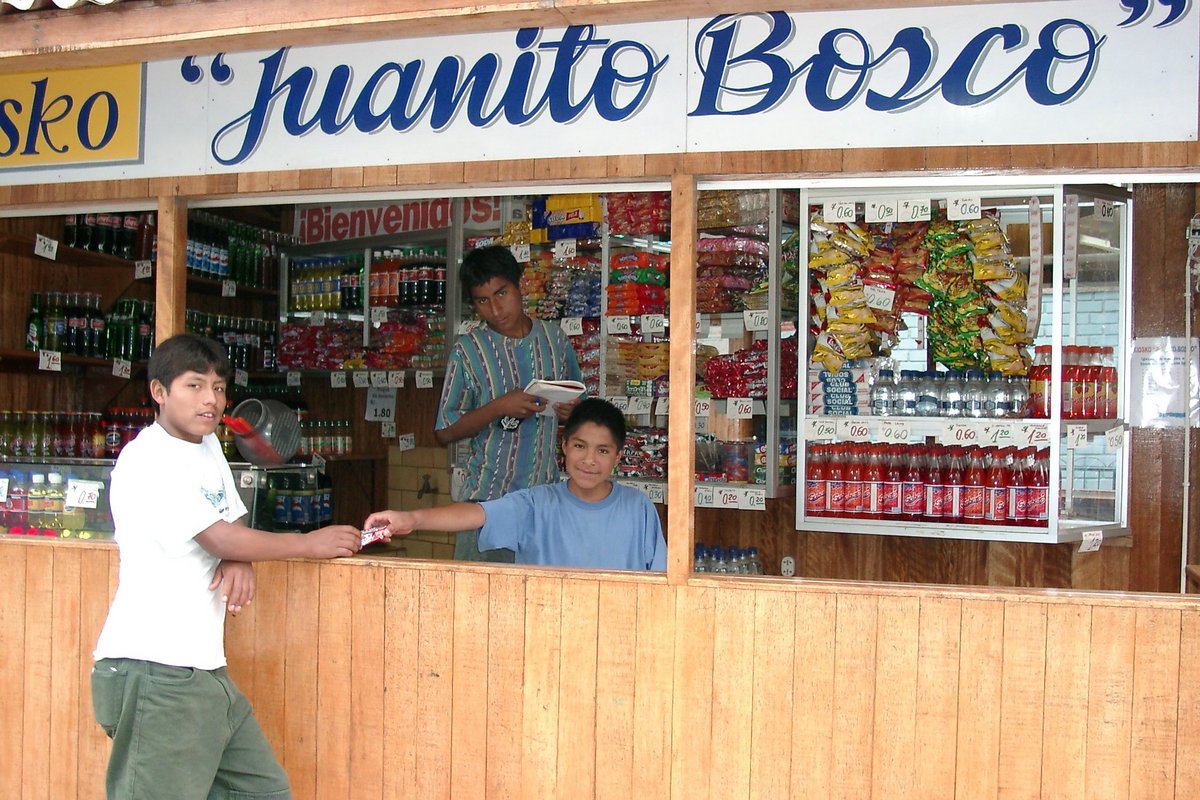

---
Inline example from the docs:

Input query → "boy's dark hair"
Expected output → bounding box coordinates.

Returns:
[460,244,523,300]
[147,333,231,412]
[563,398,627,447]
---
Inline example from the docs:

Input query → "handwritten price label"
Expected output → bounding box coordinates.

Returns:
[742,309,769,331]
[233,368,249,387]
[510,243,531,263]
[627,396,653,415]
[66,479,104,510]
[693,484,716,508]
[606,395,631,412]
[606,315,633,335]
[309,310,326,326]
[112,358,132,379]
[34,233,58,260]
[1105,425,1124,453]
[839,419,871,442]
[899,199,932,222]
[381,421,396,438]
[222,279,237,298]
[370,371,388,388]
[286,371,301,387]
[1079,530,1103,553]
[330,371,347,388]
[655,398,670,416]
[352,371,370,388]
[880,419,912,443]
[866,200,897,223]
[946,422,980,444]
[38,349,62,372]
[415,371,434,389]
[823,200,856,223]
[554,239,578,260]
[560,317,584,336]
[370,307,389,325]
[134,259,153,279]
[863,284,895,312]
[1018,423,1050,447]
[645,482,666,505]
[947,196,982,220]
[1096,198,1116,221]
[641,314,667,335]
[1066,424,1087,450]
[983,421,1015,446]
[717,488,742,509]
[741,489,767,511]
[397,432,416,452]
[388,370,406,388]
[694,398,712,418]
[727,398,754,420]
[805,418,839,440]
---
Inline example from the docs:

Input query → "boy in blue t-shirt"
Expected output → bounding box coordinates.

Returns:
[365,398,665,571]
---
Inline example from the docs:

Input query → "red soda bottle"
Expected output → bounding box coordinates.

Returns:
[1026,449,1049,527]
[804,443,827,517]
[1100,346,1118,419]
[1062,346,1082,420]
[882,444,903,520]
[923,444,945,522]
[900,445,925,521]
[863,444,885,520]
[984,447,1011,524]
[1028,345,1052,419]
[826,443,846,517]
[1008,448,1031,525]
[843,444,864,518]
[1080,346,1099,418]
[961,446,987,523]
[943,446,964,524]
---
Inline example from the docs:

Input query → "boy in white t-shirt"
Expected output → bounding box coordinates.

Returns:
[91,333,362,799]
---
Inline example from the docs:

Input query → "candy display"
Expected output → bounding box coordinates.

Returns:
[696,235,768,313]
[698,190,800,229]
[607,249,669,315]
[606,191,670,236]
[701,337,799,399]
[567,318,602,395]
[618,426,668,480]
[277,310,444,371]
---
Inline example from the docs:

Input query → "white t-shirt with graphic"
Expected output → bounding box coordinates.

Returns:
[94,422,247,669]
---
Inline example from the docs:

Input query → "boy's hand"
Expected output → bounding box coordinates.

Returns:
[305,525,363,558]
[363,510,416,538]
[490,389,544,421]
[210,560,255,614]
[554,397,581,422]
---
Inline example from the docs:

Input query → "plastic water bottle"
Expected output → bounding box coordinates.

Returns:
[693,544,709,573]
[987,371,1010,418]
[870,369,895,416]
[1007,374,1029,418]
[896,371,918,416]
[915,371,942,417]
[963,370,987,418]
[710,546,729,574]
[940,370,965,418]
[747,547,764,575]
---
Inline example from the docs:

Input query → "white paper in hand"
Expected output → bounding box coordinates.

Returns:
[524,379,586,416]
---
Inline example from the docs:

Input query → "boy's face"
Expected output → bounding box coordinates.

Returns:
[150,368,227,444]
[469,276,528,339]
[562,421,620,502]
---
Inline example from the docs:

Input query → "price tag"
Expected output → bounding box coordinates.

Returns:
[823,200,856,223]
[560,317,584,336]
[65,479,103,509]
[983,421,1015,446]
[352,371,369,388]
[717,487,742,509]
[693,484,715,508]
[863,284,896,312]
[554,239,577,260]
[607,395,631,412]
[0,478,7,503]
[1018,422,1050,447]
[1066,424,1087,450]
[694,398,712,418]
[947,195,982,220]
[330,371,347,389]
[655,397,670,415]
[134,259,153,279]
[510,243,531,263]
[627,396,653,415]
[370,370,388,388]
[945,422,981,445]
[34,233,58,260]
[805,417,839,440]
[606,315,633,335]
[695,416,709,435]
[309,310,326,326]
[38,349,62,372]
[1096,198,1116,221]
[381,421,396,438]
[222,279,237,298]
[1105,425,1124,453]
[286,371,301,387]
[112,358,132,379]
[740,488,767,511]
[397,432,416,452]
[641,314,667,335]
[898,199,932,222]
[645,482,666,505]
[865,200,897,223]
[839,419,871,442]
[415,371,434,389]
[1079,531,1103,553]
[742,309,769,331]
[364,387,397,421]
[311,453,327,474]
[388,370,406,388]
[370,306,389,325]
[234,368,249,387]
[727,398,754,420]
[880,419,912,444]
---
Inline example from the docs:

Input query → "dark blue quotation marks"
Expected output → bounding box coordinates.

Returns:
[181,54,233,83]
[1119,0,1189,27]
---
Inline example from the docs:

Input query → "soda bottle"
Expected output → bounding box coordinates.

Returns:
[942,445,965,524]
[1061,346,1080,419]
[1026,449,1050,527]
[1028,346,1052,419]
[1007,448,1030,525]
[825,444,846,517]
[63,214,78,248]
[1100,346,1118,419]
[1079,346,1099,418]
[804,443,827,518]
[900,445,925,521]
[882,444,903,520]
[961,446,987,524]
[843,444,864,519]
[44,472,65,536]
[136,212,157,262]
[43,291,66,353]
[984,447,1011,525]
[28,473,46,535]
[863,444,885,520]
[24,292,42,352]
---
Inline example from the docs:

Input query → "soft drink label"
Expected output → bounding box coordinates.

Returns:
[925,484,945,518]
[986,487,1008,523]
[1026,487,1049,522]
[805,479,826,515]
[826,479,845,513]
[843,480,863,515]
[901,481,924,516]
[961,486,986,520]
[1008,486,1027,522]
[881,481,901,515]
[865,483,884,516]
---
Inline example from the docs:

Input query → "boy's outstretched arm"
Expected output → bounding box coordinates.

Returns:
[195,521,361,562]
[364,502,486,539]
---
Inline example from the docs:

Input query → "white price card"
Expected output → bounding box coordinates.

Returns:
[34,233,58,260]
[134,259,153,280]
[234,368,249,387]
[727,398,754,420]
[415,371,434,389]
[805,417,840,440]
[742,309,769,331]
[695,416,709,435]
[605,315,633,335]
[899,199,932,222]
[694,398,712,418]
[309,310,326,326]
[397,432,416,452]
[553,239,577,260]
[641,314,667,335]
[740,489,767,511]
[645,482,666,505]
[388,370,405,388]
[1096,198,1116,221]
[1079,530,1103,553]
[839,419,871,442]
[983,421,1016,446]
[370,306,389,325]
[352,371,370,388]
[560,316,584,336]
[693,484,716,508]
[655,397,670,415]
[222,279,237,298]
[865,200,897,223]
[880,419,912,444]
[286,371,301,387]
[364,387,397,421]
[1105,425,1124,453]
[112,358,132,379]
[381,421,397,438]
[607,395,631,412]
[66,479,104,509]
[717,487,742,509]
[510,243,530,263]
[823,200,856,223]
[370,370,388,388]
[947,195,982,220]
[1018,422,1050,447]
[945,422,981,445]
[0,478,7,503]
[38,349,62,372]
[1066,424,1088,450]
[863,284,896,312]
[330,371,347,389]
[311,453,327,474]
[627,396,653,415]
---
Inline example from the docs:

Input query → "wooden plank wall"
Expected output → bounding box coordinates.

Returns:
[5,538,1200,800]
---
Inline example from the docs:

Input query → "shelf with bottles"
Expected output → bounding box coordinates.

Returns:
[231,464,334,534]
[186,210,286,293]
[0,459,114,541]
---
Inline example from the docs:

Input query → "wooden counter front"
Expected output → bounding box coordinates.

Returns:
[5,537,1200,799]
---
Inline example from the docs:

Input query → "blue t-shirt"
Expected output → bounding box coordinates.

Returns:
[479,481,666,571]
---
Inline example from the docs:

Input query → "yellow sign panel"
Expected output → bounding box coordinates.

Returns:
[0,63,143,169]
